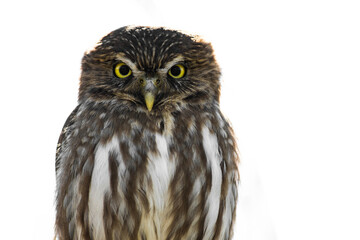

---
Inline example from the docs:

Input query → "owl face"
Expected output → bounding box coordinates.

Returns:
[79,26,221,113]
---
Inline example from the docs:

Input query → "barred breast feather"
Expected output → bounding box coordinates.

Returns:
[55,101,238,240]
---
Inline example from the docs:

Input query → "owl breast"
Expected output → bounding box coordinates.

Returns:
[56,102,238,240]
[86,121,226,240]
[88,131,176,240]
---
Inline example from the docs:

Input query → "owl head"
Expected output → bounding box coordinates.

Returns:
[79,26,221,113]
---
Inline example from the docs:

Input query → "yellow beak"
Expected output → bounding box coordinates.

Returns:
[144,92,155,112]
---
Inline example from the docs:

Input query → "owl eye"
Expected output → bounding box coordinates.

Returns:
[114,63,132,78]
[168,64,186,79]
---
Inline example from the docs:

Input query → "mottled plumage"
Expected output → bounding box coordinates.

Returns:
[55,26,239,240]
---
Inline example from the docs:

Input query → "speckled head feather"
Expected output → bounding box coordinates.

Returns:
[55,26,238,240]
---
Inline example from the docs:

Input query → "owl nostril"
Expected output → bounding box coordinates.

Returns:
[140,78,161,88]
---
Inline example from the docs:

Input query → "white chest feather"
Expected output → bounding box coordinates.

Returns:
[202,126,223,239]
[140,133,176,239]
[88,136,120,240]
[147,134,174,209]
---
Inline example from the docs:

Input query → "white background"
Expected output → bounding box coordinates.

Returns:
[0,0,359,239]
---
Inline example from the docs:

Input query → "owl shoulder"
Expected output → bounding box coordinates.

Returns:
[55,105,80,173]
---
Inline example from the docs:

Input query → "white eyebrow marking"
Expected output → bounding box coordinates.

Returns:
[115,53,140,74]
[158,55,185,75]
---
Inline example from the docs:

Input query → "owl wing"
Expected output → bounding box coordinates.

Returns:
[55,105,80,174]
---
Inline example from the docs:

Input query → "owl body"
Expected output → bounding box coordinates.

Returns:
[56,27,238,240]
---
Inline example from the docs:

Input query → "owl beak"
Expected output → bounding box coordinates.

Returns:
[141,77,159,112]
[144,92,155,112]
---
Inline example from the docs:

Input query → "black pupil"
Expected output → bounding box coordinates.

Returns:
[170,66,181,76]
[120,65,130,75]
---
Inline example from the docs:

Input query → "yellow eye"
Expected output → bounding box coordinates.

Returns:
[168,64,186,79]
[114,63,132,78]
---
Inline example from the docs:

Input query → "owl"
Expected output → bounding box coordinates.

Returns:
[55,26,239,240]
